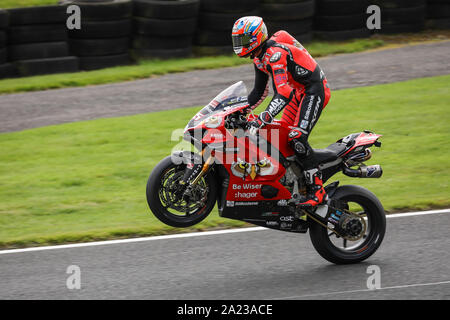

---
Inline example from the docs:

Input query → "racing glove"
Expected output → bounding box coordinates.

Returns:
[247,111,273,136]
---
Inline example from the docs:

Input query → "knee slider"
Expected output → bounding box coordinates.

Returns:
[288,128,309,156]
[292,140,306,155]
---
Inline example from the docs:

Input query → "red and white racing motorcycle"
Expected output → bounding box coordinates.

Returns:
[146,82,386,264]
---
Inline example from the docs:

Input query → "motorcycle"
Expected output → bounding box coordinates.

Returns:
[146,81,386,264]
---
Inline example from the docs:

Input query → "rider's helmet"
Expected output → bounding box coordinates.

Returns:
[232,16,268,58]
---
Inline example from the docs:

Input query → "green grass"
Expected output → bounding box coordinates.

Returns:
[0,38,385,95]
[0,75,449,248]
[0,0,58,8]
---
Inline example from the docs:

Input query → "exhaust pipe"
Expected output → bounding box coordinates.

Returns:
[343,165,383,178]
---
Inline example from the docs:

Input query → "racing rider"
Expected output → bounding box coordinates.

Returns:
[231,16,331,208]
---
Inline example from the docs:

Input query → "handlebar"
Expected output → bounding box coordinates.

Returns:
[224,113,249,130]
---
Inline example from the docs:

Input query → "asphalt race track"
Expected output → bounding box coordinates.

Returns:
[1,210,449,300]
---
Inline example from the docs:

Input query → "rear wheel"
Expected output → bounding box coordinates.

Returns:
[146,156,217,228]
[309,185,386,264]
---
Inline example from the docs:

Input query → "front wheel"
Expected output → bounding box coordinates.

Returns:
[309,185,386,264]
[146,156,217,228]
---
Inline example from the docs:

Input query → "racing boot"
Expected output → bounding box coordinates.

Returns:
[288,128,327,208]
[296,168,327,209]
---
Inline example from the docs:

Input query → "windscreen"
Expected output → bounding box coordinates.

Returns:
[185,81,248,130]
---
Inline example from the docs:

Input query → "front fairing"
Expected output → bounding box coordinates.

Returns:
[184,81,249,133]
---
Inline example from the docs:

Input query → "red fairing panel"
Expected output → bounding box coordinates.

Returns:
[342,132,382,156]
[354,132,382,148]
[210,120,294,202]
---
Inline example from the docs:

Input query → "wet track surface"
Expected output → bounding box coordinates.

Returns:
[0,41,450,133]
[1,211,449,300]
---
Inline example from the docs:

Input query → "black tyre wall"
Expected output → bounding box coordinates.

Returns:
[372,0,426,34]
[132,0,200,58]
[68,19,132,39]
[69,38,129,56]
[0,10,9,29]
[79,53,131,70]
[5,4,79,77]
[195,0,260,53]
[66,0,133,70]
[0,63,17,79]
[9,42,69,61]
[8,24,67,44]
[314,0,369,40]
[133,0,200,19]
[68,0,133,21]
[261,1,315,21]
[200,0,259,14]
[15,56,79,76]
[261,1,314,44]
[7,5,66,25]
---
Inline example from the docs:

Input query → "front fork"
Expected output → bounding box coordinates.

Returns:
[179,148,215,197]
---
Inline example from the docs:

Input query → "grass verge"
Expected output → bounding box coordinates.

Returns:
[0,0,58,8]
[0,75,449,249]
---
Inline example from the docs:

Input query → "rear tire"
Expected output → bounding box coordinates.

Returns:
[309,185,386,264]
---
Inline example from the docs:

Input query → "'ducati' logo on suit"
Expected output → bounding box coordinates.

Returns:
[231,158,274,180]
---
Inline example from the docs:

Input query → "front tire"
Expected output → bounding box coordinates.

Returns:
[309,185,386,264]
[146,156,217,228]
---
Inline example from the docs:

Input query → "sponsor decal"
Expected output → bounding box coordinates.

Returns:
[266,221,279,227]
[300,120,309,129]
[295,65,308,76]
[232,183,262,190]
[235,192,258,199]
[328,217,339,225]
[310,96,322,128]
[226,201,235,207]
[268,98,285,115]
[269,52,282,63]
[275,74,288,86]
[277,199,288,206]
[280,222,292,229]
[262,212,280,216]
[274,69,285,75]
[210,133,224,139]
[303,96,315,120]
[255,58,264,70]
[280,216,294,222]
[231,158,275,180]
[331,213,341,221]
[235,201,258,206]
[366,166,377,177]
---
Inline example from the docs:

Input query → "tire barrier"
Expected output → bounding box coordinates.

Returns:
[194,0,259,55]
[314,0,371,41]
[426,0,450,30]
[371,0,426,34]
[0,9,17,79]
[262,0,314,43]
[5,5,78,77]
[66,0,132,70]
[132,0,200,59]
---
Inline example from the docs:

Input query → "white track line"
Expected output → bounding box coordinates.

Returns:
[0,208,448,255]
[275,280,450,299]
